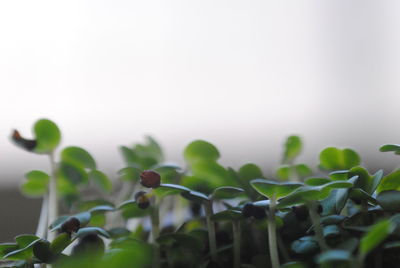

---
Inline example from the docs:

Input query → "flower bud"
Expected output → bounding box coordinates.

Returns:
[135,191,150,209]
[61,217,80,234]
[140,170,161,188]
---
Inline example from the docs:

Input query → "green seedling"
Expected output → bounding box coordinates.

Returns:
[7,118,400,268]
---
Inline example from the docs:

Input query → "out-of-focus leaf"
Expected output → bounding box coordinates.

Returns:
[283,135,302,164]
[319,147,360,171]
[184,140,220,164]
[360,220,394,255]
[33,119,61,153]
[21,170,50,197]
[61,146,96,170]
[89,170,112,192]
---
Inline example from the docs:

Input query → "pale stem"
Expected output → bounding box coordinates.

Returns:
[232,220,241,268]
[204,200,217,261]
[47,152,58,242]
[308,201,329,251]
[267,197,280,268]
[150,199,160,268]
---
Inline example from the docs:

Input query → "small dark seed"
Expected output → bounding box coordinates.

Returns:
[140,170,161,188]
[11,130,37,151]
[61,217,80,234]
[134,191,150,209]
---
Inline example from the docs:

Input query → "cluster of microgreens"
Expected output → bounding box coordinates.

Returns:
[2,119,400,268]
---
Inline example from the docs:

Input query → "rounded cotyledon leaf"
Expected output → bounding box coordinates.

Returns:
[184,140,220,164]
[89,170,112,192]
[61,146,96,170]
[211,186,244,199]
[319,147,360,171]
[21,170,50,197]
[211,209,243,221]
[250,179,302,199]
[33,119,61,153]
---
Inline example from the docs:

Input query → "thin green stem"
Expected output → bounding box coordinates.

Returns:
[204,200,217,261]
[232,221,241,268]
[308,201,328,251]
[267,197,280,268]
[47,152,58,242]
[150,200,160,268]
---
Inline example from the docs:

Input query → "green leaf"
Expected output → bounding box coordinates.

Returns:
[61,146,96,170]
[189,160,235,190]
[75,227,110,239]
[329,170,350,181]
[295,164,312,178]
[3,238,41,260]
[211,186,244,199]
[250,179,302,199]
[33,119,61,153]
[154,183,191,198]
[360,220,394,255]
[21,170,50,197]
[377,170,400,193]
[277,181,352,209]
[119,146,139,165]
[118,167,141,182]
[304,177,331,186]
[0,243,18,258]
[380,144,400,155]
[118,200,150,219]
[181,190,210,203]
[15,235,39,248]
[377,190,400,211]
[50,233,71,254]
[369,170,384,194]
[211,210,242,221]
[89,170,112,192]
[276,165,291,180]
[108,228,131,239]
[238,164,263,181]
[283,135,302,164]
[89,205,115,213]
[316,250,352,264]
[319,147,361,171]
[58,162,88,185]
[323,225,340,238]
[184,140,220,163]
[33,240,54,263]
[281,262,307,268]
[291,236,318,254]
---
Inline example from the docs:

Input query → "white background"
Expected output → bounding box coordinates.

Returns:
[1,0,400,185]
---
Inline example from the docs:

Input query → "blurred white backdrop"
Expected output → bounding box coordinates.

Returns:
[1,0,400,185]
